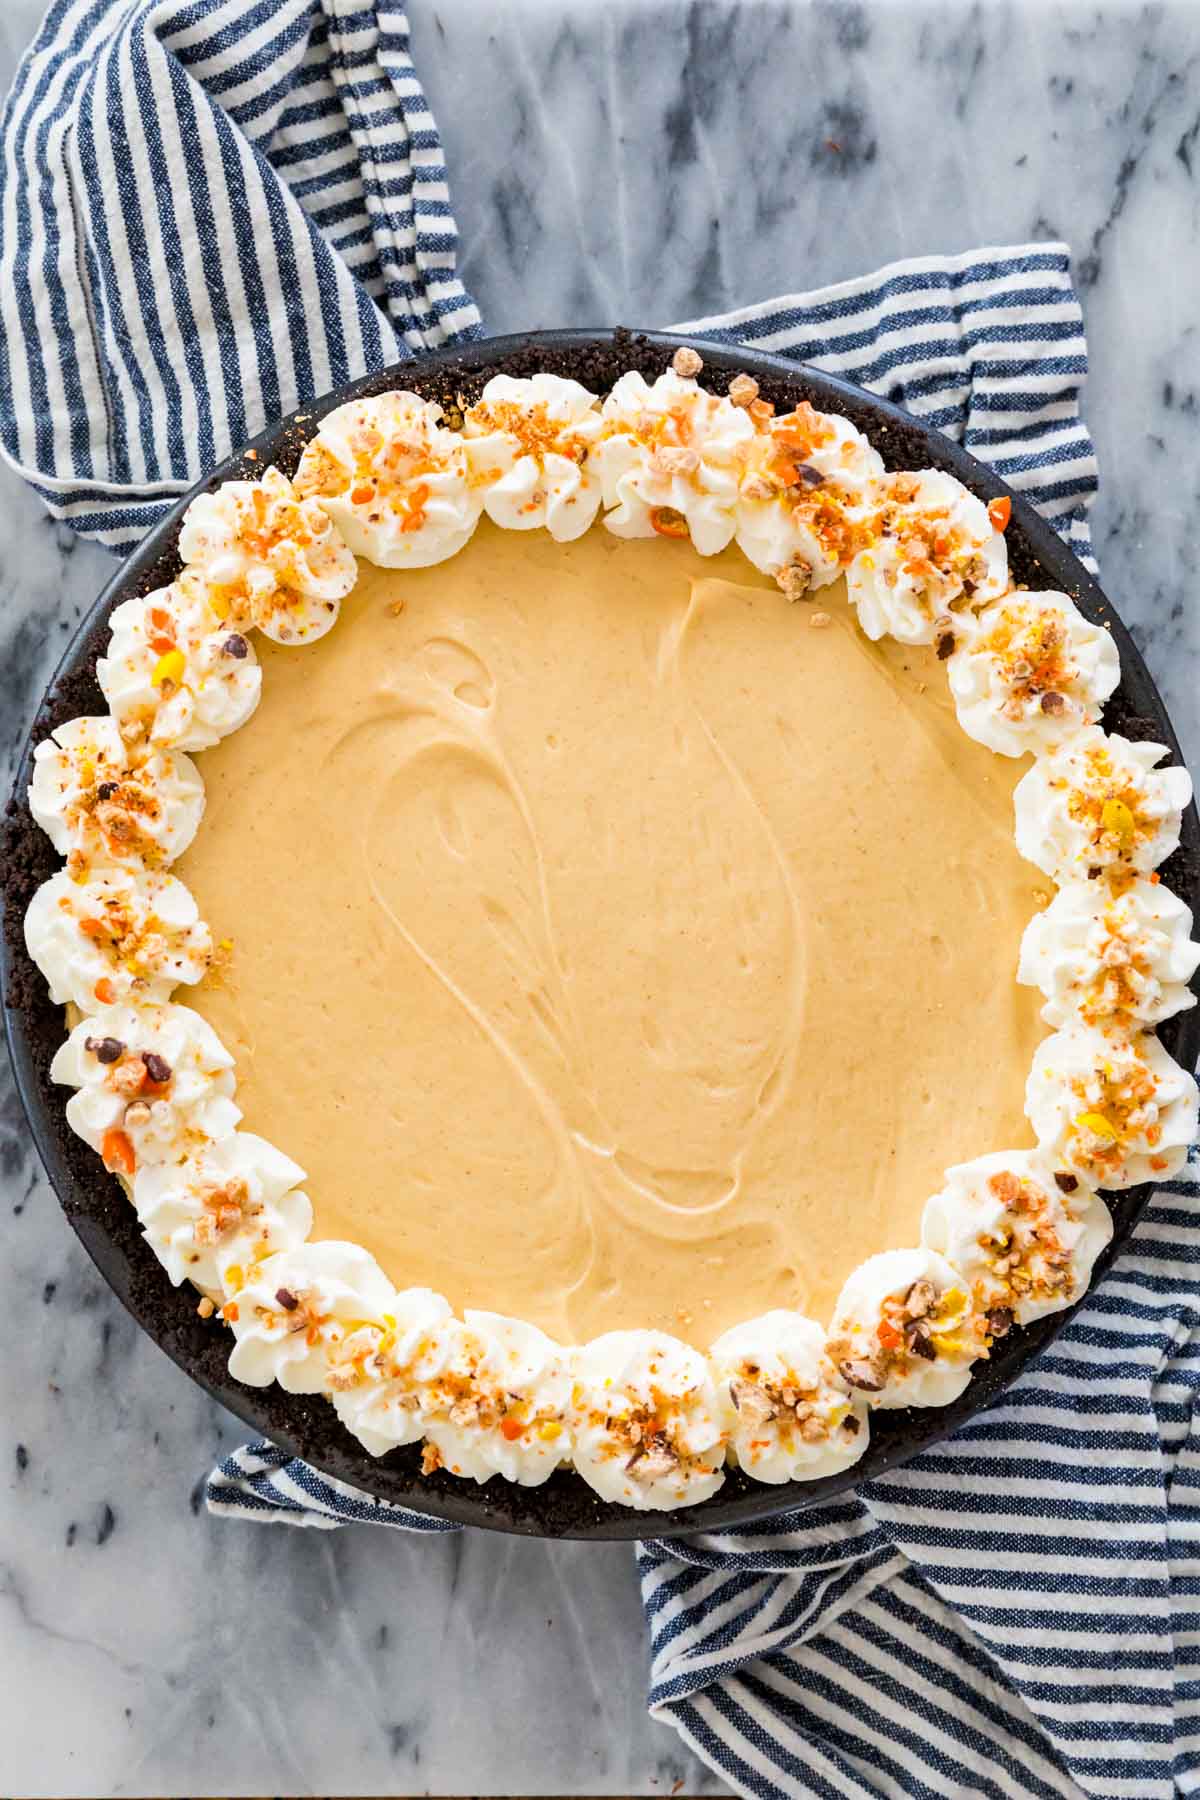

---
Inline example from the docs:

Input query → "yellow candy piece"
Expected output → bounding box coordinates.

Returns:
[537,1420,563,1442]
[1075,1110,1119,1141]
[224,1263,245,1292]
[933,1286,969,1327]
[151,648,186,688]
[1101,797,1135,841]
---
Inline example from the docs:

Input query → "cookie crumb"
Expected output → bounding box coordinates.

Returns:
[809,611,832,630]
[776,565,810,602]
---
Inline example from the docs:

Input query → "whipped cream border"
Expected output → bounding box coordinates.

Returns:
[25,349,1199,1515]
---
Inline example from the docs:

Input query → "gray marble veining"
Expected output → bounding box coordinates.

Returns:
[3,1,1199,1794]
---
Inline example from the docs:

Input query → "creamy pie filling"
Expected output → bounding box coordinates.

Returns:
[175,523,1044,1345]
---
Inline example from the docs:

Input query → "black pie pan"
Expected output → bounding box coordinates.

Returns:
[4,328,1198,1541]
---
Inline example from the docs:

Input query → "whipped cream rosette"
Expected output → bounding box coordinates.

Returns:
[734,401,883,593]
[50,1001,240,1175]
[24,864,212,1012]
[948,590,1120,756]
[97,584,261,752]
[419,1311,573,1487]
[709,1311,869,1484]
[1014,728,1192,881]
[921,1149,1112,1329]
[334,1302,573,1484]
[293,390,480,568]
[461,373,603,541]
[1019,878,1199,1030]
[29,715,204,868]
[1026,1026,1199,1188]
[330,1288,460,1454]
[847,470,1009,645]
[178,465,357,644]
[569,1329,727,1510]
[597,368,755,555]
[827,1248,990,1408]
[224,1241,397,1393]
[132,1132,311,1292]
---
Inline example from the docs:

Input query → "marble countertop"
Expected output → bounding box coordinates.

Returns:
[3,1,1198,1794]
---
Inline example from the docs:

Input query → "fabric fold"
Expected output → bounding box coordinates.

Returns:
[0,0,480,550]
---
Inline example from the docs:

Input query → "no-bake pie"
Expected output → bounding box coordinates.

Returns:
[24,349,1200,1510]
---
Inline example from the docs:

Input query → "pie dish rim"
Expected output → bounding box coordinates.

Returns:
[4,325,1198,1541]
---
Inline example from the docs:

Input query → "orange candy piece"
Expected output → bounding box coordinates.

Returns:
[101,1128,135,1176]
[650,506,689,538]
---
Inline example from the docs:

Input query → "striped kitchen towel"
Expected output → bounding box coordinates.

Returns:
[0,0,480,550]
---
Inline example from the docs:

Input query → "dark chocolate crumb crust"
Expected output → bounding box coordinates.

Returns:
[4,328,1199,1541]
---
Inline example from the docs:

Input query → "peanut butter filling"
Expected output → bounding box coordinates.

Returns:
[176,521,1044,1347]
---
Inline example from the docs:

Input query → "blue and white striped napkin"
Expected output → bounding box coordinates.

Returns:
[4,6,1198,1797]
[0,0,480,551]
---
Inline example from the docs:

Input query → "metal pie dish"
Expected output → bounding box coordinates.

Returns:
[4,328,1198,1541]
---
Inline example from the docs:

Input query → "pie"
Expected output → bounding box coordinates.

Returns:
[23,348,1199,1511]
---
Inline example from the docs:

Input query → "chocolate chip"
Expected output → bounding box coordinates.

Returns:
[141,1051,172,1085]
[842,1414,860,1435]
[935,630,956,660]
[838,1357,885,1393]
[1040,691,1067,715]
[906,1322,937,1360]
[987,1306,1014,1338]
[1054,1171,1079,1193]
[1087,866,1103,880]
[795,463,825,488]
[85,1036,124,1064]
[902,1278,936,1320]
[96,781,118,801]
[222,634,249,659]
[275,1287,299,1311]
